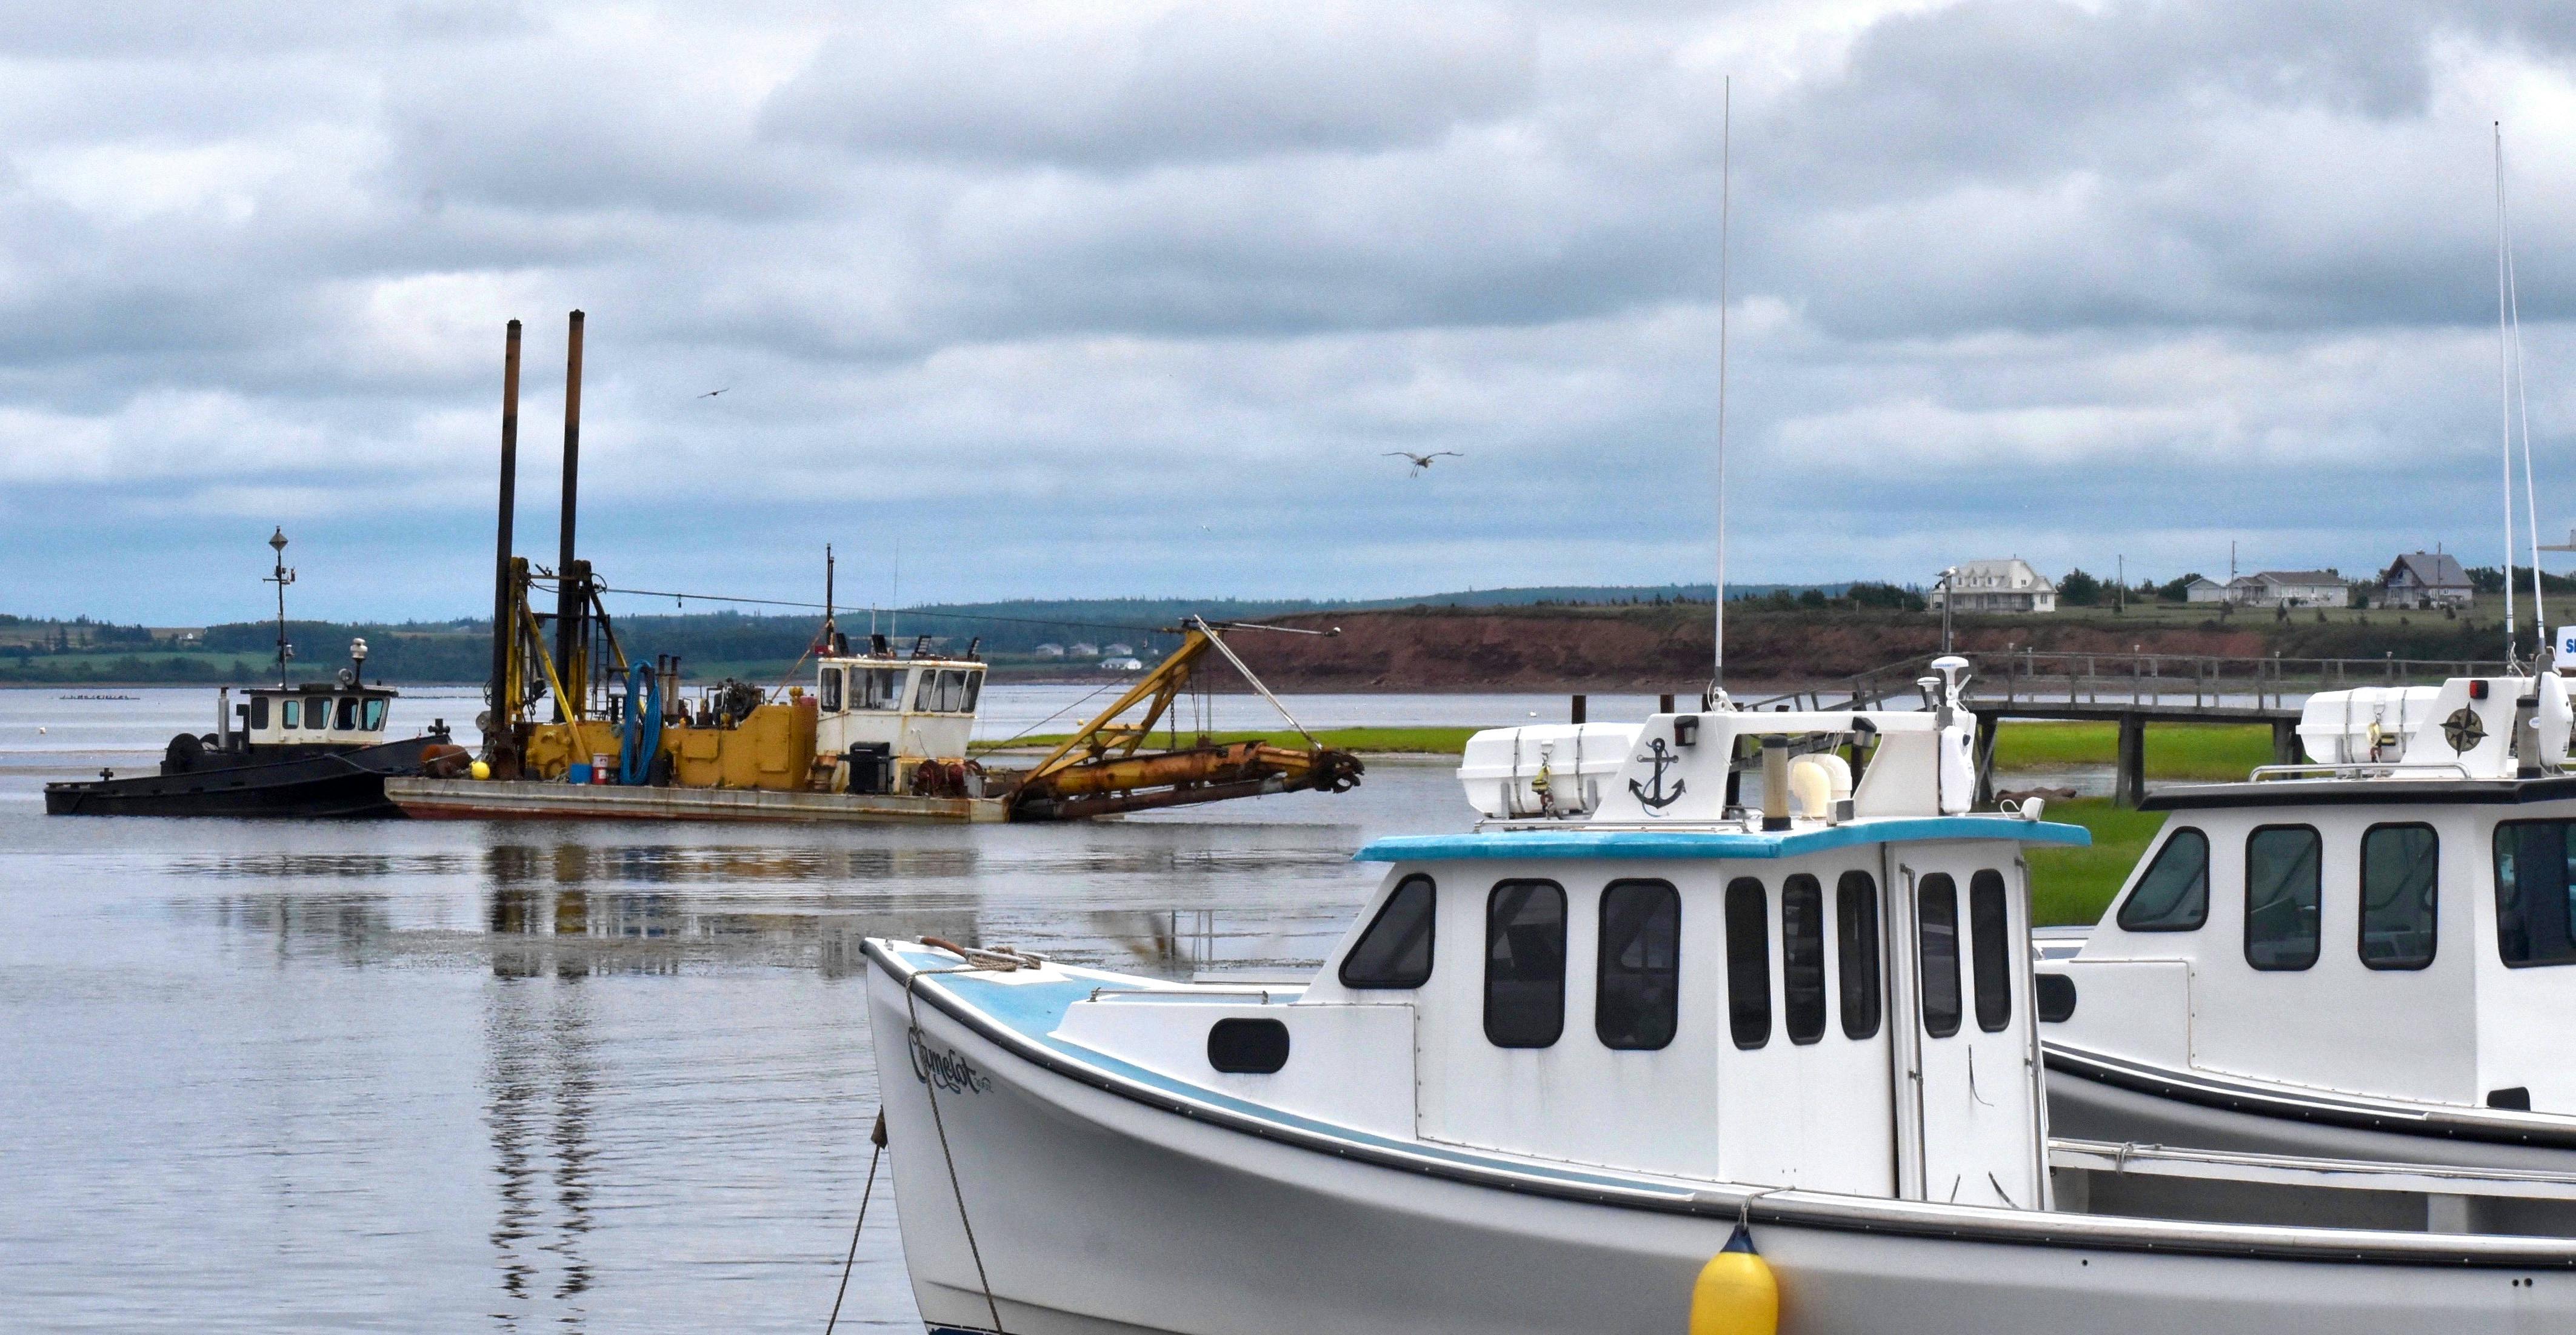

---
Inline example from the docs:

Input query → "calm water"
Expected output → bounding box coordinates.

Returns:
[0,686,1538,1333]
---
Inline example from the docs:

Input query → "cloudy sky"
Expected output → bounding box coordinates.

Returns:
[7,0,2576,623]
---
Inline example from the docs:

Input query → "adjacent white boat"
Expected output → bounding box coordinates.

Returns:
[2044,672,2576,1233]
[867,663,2576,1333]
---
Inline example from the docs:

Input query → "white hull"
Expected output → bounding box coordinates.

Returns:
[867,946,2576,1334]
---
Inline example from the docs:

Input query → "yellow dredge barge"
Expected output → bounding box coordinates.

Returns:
[384,313,1361,825]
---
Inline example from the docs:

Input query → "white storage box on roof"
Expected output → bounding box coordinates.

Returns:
[2295,686,2441,765]
[1457,723,1640,818]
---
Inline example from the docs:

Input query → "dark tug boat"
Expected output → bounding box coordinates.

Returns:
[44,529,467,818]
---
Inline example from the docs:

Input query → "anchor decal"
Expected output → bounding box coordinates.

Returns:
[1628,737,1687,812]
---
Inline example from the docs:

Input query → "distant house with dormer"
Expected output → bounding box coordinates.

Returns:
[1927,558,2056,614]
[2382,552,2473,609]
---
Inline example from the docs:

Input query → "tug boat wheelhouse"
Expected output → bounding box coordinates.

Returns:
[2044,671,2576,1232]
[866,661,2576,1334]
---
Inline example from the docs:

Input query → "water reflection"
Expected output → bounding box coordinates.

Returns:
[484,975,597,1328]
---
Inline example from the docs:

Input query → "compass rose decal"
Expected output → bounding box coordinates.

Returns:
[1628,737,1687,812]
[2442,706,2486,754]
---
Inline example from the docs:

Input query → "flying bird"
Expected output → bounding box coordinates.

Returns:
[697,387,730,399]
[1384,450,1463,476]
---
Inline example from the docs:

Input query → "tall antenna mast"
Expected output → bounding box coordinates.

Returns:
[265,526,295,688]
[2497,122,2520,667]
[1710,73,1732,708]
[2503,128,2548,655]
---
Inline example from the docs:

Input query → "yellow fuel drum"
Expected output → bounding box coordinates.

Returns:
[1687,1221,1778,1335]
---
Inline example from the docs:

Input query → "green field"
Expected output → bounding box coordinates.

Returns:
[1993,721,2272,781]
[2024,798,2166,926]
[976,726,1479,755]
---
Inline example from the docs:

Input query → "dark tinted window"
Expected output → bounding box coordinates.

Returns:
[1918,873,1961,1039]
[1484,880,1565,1048]
[2117,829,2209,931]
[1969,869,2012,1033]
[1340,875,1435,988]
[2035,972,2077,1022]
[2495,821,2576,967]
[2360,824,2437,970]
[2245,826,2323,971]
[1836,871,1882,1040]
[1206,1018,1290,1074]
[1597,880,1680,1051]
[819,667,843,712]
[249,696,270,729]
[1724,877,1771,1049]
[336,696,358,730]
[1781,874,1826,1045]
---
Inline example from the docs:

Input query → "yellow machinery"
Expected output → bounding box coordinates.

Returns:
[1006,618,1363,820]
[484,555,816,790]
[469,313,1356,818]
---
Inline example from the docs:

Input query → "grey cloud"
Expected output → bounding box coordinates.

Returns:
[761,2,1540,168]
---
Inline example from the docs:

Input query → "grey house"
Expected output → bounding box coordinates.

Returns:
[2381,552,2474,609]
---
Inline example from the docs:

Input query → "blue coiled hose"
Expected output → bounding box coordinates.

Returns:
[619,663,662,785]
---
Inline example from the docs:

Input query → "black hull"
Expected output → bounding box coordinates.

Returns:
[44,735,449,818]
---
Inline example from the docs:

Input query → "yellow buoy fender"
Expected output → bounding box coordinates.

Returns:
[1687,1220,1778,1335]
[469,759,492,781]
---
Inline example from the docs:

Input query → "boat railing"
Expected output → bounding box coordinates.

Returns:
[2247,761,2474,783]
[1087,986,1283,1004]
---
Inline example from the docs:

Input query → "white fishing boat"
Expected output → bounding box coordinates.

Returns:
[2042,672,2576,1233]
[865,661,2576,1334]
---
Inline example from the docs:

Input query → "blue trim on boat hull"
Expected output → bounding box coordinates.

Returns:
[1354,816,2089,862]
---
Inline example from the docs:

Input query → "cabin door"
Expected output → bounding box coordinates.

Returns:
[1709,855,1897,1196]
[1887,848,2047,1210]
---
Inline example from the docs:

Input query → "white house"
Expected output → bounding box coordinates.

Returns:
[2184,577,2230,604]
[1032,643,1067,660]
[1927,558,2057,614]
[2382,552,2474,609]
[2229,570,2351,608]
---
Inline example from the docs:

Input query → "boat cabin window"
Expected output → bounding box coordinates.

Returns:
[2494,820,2576,967]
[2359,823,2437,970]
[362,698,385,731]
[1836,871,1883,1040]
[1969,869,2012,1032]
[250,696,270,730]
[819,668,843,712]
[1724,877,1771,1049]
[335,697,358,731]
[281,699,301,729]
[1340,874,1435,989]
[1596,880,1679,1051]
[1780,874,1826,1045]
[2244,825,2322,971]
[1484,880,1565,1048]
[858,668,905,710]
[915,669,981,714]
[2116,828,2209,932]
[1918,874,1962,1039]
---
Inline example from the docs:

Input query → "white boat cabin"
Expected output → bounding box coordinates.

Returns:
[2051,674,2576,1113]
[234,683,398,749]
[1046,662,2090,1209]
[813,640,986,767]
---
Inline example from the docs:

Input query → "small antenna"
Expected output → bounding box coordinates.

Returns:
[1710,73,1733,708]
[2497,122,2521,668]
